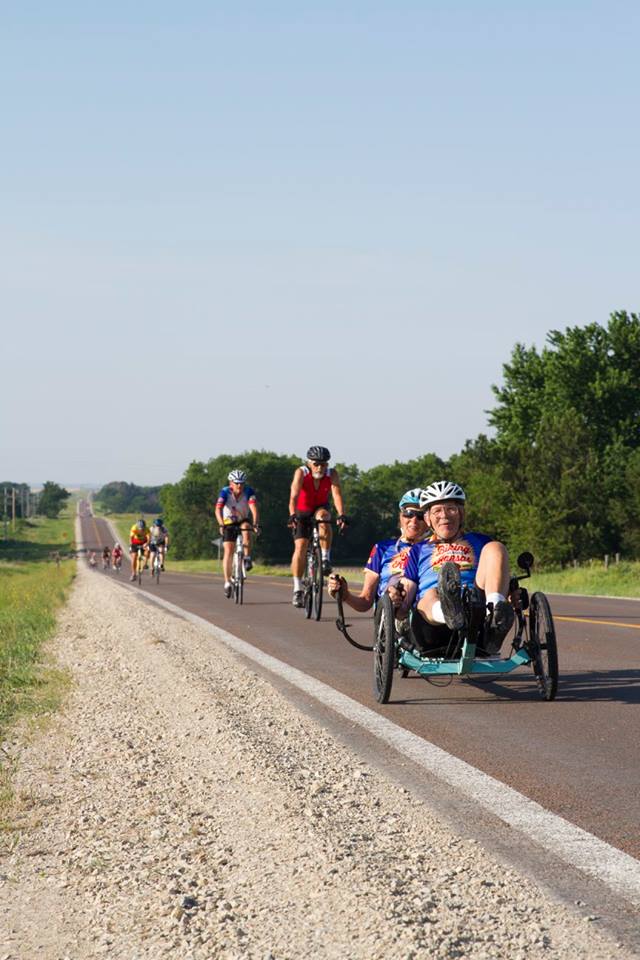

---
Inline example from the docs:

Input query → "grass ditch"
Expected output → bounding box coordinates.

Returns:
[0,509,77,816]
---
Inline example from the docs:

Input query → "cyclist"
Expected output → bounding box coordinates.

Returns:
[112,542,124,570]
[397,480,514,654]
[215,470,260,598]
[88,551,97,569]
[149,517,170,572]
[328,488,426,611]
[129,518,150,581]
[102,545,111,570]
[288,445,348,608]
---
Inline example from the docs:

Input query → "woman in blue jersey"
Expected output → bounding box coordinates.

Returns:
[327,489,427,612]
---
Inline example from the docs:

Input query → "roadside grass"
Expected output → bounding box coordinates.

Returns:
[0,510,77,819]
[527,560,640,599]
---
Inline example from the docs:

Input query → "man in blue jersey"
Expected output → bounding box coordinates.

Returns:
[327,488,427,611]
[215,469,260,598]
[398,480,514,653]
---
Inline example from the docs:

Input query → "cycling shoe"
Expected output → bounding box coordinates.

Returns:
[437,561,465,630]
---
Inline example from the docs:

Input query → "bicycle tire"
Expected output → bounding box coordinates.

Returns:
[154,553,161,585]
[528,592,559,701]
[312,542,323,621]
[238,557,245,605]
[137,549,143,585]
[232,549,241,604]
[373,593,396,703]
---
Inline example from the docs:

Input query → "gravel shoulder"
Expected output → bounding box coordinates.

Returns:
[0,564,635,959]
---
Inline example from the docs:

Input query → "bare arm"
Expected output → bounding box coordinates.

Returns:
[288,468,304,516]
[330,570,379,613]
[330,469,345,518]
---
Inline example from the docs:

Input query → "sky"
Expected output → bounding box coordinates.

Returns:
[2,2,639,486]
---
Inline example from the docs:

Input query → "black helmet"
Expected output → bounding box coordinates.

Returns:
[306,445,331,462]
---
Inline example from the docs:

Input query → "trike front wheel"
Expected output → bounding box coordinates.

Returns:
[373,593,396,704]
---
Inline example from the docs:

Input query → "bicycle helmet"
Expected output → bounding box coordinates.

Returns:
[228,469,247,483]
[306,445,331,462]
[136,519,146,530]
[420,481,466,508]
[398,488,423,509]
[154,518,164,526]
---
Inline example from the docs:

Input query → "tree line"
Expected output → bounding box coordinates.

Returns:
[158,312,640,568]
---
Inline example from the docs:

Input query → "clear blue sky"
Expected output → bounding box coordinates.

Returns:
[2,2,638,485]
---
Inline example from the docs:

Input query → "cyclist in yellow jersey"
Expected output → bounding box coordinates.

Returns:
[129,518,150,581]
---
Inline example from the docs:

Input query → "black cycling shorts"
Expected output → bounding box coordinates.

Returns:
[293,508,330,540]
[222,520,252,543]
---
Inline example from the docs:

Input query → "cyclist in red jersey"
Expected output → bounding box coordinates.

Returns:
[288,445,348,607]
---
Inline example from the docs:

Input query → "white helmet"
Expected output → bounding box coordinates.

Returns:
[420,481,466,509]
[228,469,247,483]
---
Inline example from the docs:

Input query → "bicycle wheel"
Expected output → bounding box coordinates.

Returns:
[312,542,323,621]
[373,593,396,704]
[154,553,161,584]
[137,550,143,585]
[528,592,559,701]
[238,557,245,605]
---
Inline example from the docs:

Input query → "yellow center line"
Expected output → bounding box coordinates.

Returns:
[554,614,640,631]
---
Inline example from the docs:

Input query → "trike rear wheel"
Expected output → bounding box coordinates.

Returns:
[373,594,396,704]
[528,592,558,701]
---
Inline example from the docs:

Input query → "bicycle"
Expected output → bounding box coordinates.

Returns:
[112,553,122,574]
[228,523,257,605]
[151,544,165,585]
[133,544,146,585]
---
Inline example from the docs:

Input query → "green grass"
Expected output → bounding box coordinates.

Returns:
[0,511,77,815]
[0,506,76,562]
[527,560,640,599]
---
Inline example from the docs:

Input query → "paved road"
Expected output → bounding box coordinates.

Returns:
[79,505,640,862]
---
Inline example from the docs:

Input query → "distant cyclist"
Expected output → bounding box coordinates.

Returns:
[215,470,260,598]
[112,542,124,571]
[129,518,150,581]
[102,545,111,570]
[288,445,348,608]
[149,517,170,572]
[328,488,426,611]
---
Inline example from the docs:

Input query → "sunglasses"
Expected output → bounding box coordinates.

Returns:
[401,508,425,519]
[311,460,328,466]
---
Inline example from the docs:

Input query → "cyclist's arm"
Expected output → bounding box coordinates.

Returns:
[339,570,378,612]
[288,468,304,515]
[330,468,345,517]
[249,501,259,527]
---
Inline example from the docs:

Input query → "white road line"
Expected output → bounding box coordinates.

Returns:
[111,583,640,907]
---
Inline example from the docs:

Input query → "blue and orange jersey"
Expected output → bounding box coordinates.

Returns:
[404,532,493,600]
[364,537,414,597]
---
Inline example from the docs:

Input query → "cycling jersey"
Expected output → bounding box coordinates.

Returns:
[216,485,257,523]
[129,524,149,545]
[404,532,493,600]
[149,523,168,544]
[364,537,414,597]
[296,466,333,513]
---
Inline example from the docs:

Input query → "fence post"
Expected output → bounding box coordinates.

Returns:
[615,552,620,564]
[604,554,609,569]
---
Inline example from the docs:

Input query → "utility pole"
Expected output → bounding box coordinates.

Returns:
[2,487,7,539]
[12,488,16,532]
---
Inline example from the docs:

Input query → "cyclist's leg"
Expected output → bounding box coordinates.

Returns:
[222,538,235,584]
[129,544,137,579]
[475,541,510,596]
[416,586,440,624]
[291,513,312,604]
[314,506,332,552]
[240,520,252,556]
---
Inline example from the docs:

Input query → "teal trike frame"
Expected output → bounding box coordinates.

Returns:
[371,552,559,704]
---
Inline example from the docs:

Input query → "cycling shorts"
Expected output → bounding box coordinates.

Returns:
[149,540,166,552]
[129,540,147,554]
[293,507,330,540]
[222,520,252,543]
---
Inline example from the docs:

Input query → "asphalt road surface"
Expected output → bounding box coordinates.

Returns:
[79,505,640,867]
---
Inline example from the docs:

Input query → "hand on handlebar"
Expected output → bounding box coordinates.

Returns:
[287,514,297,529]
[387,581,406,609]
[336,514,350,533]
[328,573,346,599]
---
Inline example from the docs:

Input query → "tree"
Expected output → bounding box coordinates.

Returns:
[37,481,70,519]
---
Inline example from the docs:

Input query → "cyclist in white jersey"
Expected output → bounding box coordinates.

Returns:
[215,470,260,598]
